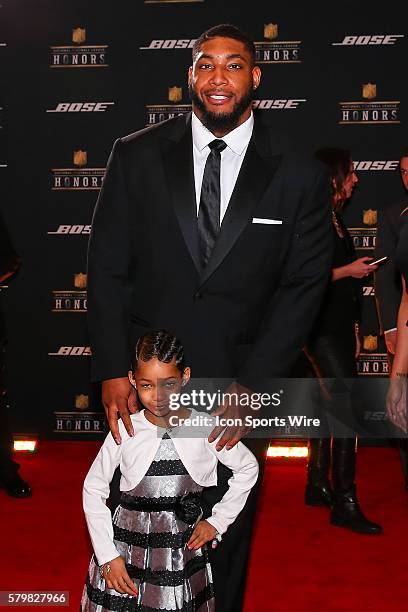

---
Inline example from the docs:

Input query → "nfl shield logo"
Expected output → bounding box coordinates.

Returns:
[264,23,278,40]
[363,209,377,226]
[363,335,378,352]
[75,394,89,410]
[73,150,87,167]
[74,273,87,289]
[168,86,182,103]
[362,83,376,100]
[72,28,86,44]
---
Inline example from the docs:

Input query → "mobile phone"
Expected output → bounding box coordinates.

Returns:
[368,256,388,266]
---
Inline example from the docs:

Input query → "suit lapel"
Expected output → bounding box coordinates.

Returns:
[199,120,282,287]
[160,114,282,284]
[161,114,201,273]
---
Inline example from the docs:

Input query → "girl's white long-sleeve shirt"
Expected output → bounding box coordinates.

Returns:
[83,410,259,566]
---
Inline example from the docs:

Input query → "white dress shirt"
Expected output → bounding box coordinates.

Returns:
[191,111,254,223]
[83,409,259,565]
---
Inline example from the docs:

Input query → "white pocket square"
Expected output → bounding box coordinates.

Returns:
[252,217,282,225]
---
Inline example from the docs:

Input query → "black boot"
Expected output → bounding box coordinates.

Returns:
[330,438,382,534]
[0,473,32,498]
[305,438,333,507]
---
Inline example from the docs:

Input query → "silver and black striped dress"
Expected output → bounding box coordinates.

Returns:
[81,432,215,611]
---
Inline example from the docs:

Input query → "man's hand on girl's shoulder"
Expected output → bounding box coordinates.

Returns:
[102,377,138,443]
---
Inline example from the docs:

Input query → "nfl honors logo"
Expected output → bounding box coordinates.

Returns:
[54,395,105,434]
[168,86,183,103]
[363,335,378,352]
[50,28,108,67]
[363,209,377,226]
[74,272,87,289]
[264,23,279,40]
[52,274,87,313]
[358,335,388,375]
[339,83,400,124]
[362,83,376,100]
[51,151,105,190]
[75,394,89,410]
[72,28,86,45]
[348,210,377,250]
[255,23,302,64]
[146,86,191,126]
[73,150,87,167]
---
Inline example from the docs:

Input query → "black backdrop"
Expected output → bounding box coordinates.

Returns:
[1,0,407,439]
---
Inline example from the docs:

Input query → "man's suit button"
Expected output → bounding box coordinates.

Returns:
[194,291,202,300]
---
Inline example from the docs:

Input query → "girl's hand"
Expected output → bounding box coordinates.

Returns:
[187,520,217,550]
[347,257,377,279]
[102,556,138,596]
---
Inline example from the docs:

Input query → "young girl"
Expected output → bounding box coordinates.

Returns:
[81,329,259,611]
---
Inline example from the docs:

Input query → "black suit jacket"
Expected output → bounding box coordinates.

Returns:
[375,199,407,334]
[310,212,361,337]
[87,113,333,384]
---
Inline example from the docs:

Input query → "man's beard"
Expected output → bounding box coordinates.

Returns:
[188,84,254,134]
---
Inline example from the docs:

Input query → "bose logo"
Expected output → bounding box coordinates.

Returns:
[353,161,398,171]
[333,35,404,46]
[253,99,306,110]
[48,225,91,235]
[46,102,115,113]
[140,39,196,50]
[49,347,92,356]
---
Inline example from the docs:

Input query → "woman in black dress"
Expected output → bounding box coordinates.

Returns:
[304,148,382,534]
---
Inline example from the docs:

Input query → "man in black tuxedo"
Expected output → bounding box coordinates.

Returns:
[87,24,332,611]
[376,149,408,485]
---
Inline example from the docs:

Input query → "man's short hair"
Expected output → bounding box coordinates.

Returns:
[192,24,256,64]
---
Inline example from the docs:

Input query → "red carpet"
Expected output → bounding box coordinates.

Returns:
[0,442,407,611]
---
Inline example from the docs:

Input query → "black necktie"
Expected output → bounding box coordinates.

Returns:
[197,139,227,267]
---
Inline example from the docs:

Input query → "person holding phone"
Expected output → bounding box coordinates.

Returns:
[303,148,382,534]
